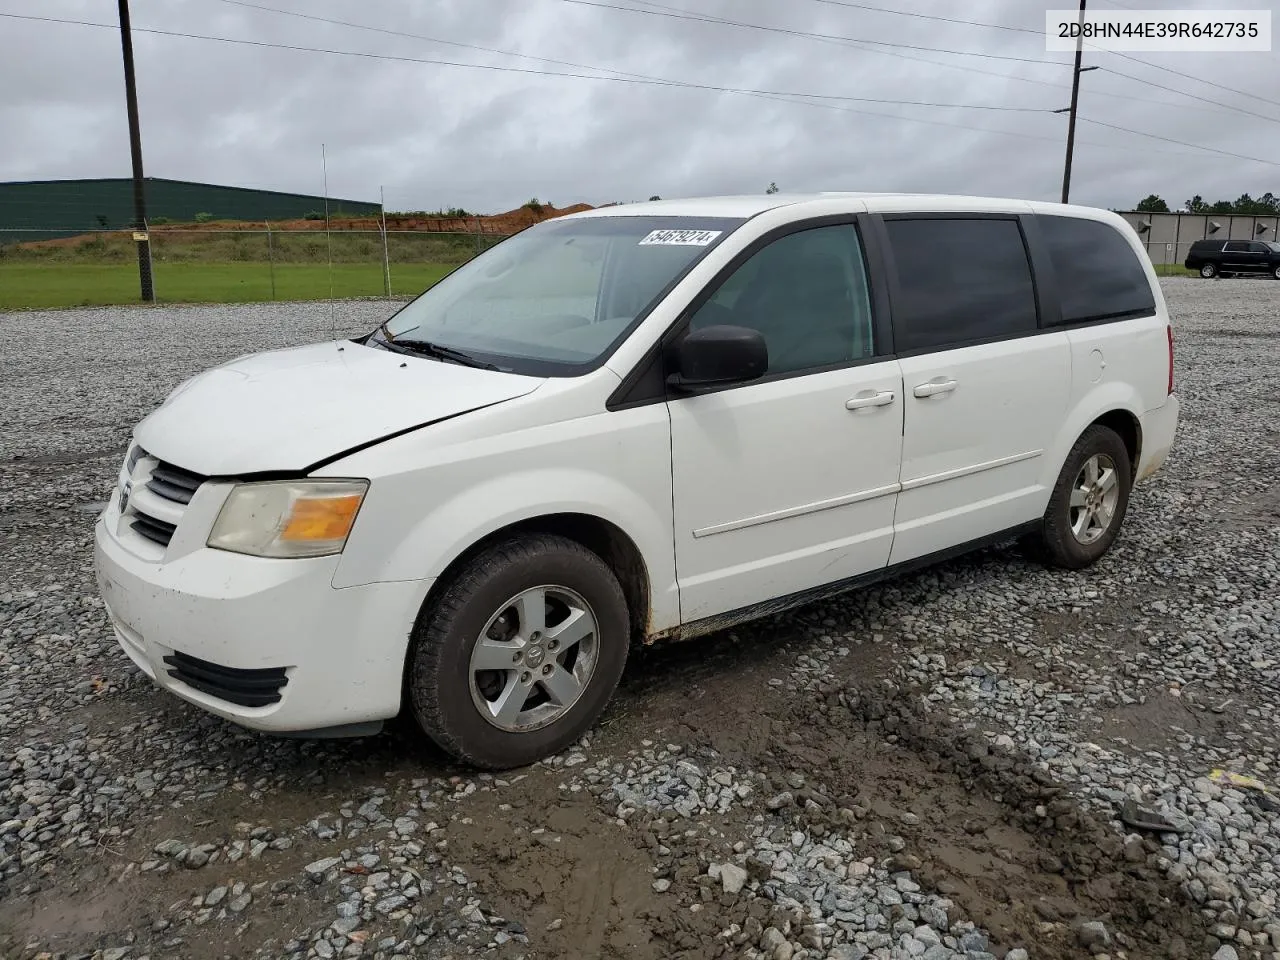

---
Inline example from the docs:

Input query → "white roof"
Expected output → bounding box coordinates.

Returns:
[565,193,1113,220]
[565,195,808,219]
[565,193,1116,221]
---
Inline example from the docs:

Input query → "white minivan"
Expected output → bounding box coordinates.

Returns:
[94,193,1179,769]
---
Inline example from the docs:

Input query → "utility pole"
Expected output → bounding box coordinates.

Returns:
[117,0,154,301]
[1057,0,1098,204]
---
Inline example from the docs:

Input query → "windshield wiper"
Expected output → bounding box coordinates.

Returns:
[380,334,500,371]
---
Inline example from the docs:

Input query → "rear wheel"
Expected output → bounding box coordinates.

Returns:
[407,534,629,770]
[1200,262,1218,278]
[1022,425,1132,570]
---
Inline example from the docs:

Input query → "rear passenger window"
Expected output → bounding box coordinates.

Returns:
[885,218,1037,353]
[1040,216,1156,324]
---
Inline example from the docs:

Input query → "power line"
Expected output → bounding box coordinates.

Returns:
[202,0,1264,168]
[1,8,1104,163]
[559,0,1069,66]
[1084,0,1280,110]
[1104,49,1280,111]
[801,0,1040,35]
[212,0,653,81]
[208,0,1049,113]
[218,0,1276,127]
[562,0,1273,119]
[618,0,1106,103]
[1078,116,1280,167]
[0,12,1050,112]
[795,0,1280,119]
[1099,65,1280,125]
[3,9,1261,168]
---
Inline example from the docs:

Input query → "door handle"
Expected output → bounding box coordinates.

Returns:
[845,390,896,410]
[913,379,957,398]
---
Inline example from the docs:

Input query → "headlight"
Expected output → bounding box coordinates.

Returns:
[122,442,142,474]
[207,480,368,558]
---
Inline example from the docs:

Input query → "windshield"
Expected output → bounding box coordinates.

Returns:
[1268,241,1280,253]
[377,215,744,375]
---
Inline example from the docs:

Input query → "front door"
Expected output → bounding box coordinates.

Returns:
[667,222,904,624]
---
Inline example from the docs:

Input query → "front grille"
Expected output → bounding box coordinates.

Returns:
[131,513,177,545]
[163,650,289,708]
[147,461,205,505]
[120,450,207,550]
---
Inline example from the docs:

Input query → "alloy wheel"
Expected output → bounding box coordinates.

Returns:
[468,586,599,733]
[1069,453,1120,545]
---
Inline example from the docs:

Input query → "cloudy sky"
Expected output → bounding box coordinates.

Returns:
[1,0,1277,213]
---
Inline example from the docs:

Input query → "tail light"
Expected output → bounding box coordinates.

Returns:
[1166,324,1175,394]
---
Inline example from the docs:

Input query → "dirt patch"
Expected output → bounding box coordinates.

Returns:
[1221,481,1280,529]
[832,685,1208,959]
[447,791,708,960]
[1095,688,1216,750]
[1,866,140,955]
[8,202,598,254]
[596,631,1215,959]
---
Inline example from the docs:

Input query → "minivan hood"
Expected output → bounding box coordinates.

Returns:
[134,340,544,475]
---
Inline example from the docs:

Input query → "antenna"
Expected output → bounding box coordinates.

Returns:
[322,143,336,338]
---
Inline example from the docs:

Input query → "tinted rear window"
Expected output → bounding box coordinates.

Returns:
[1040,216,1156,324]
[885,217,1038,353]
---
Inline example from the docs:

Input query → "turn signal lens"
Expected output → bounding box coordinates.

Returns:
[208,480,369,558]
[280,494,364,543]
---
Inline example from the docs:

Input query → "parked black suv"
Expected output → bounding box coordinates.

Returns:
[1185,238,1280,279]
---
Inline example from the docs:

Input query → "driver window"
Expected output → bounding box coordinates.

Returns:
[688,224,874,376]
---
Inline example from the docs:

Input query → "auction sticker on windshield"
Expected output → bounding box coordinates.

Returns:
[638,229,722,246]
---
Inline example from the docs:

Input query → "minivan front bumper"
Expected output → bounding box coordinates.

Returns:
[94,508,429,734]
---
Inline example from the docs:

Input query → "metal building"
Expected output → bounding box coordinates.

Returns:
[1117,211,1280,268]
[0,177,382,242]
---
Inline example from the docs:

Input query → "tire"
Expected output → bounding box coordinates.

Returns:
[407,533,629,770]
[1021,425,1132,570]
[1272,264,1280,280]
[1200,262,1217,278]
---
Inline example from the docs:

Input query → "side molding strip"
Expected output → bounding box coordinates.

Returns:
[692,483,901,539]
[900,450,1043,492]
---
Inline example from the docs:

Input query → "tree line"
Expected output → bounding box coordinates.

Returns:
[1134,193,1279,214]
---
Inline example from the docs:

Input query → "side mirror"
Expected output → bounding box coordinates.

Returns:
[668,324,768,393]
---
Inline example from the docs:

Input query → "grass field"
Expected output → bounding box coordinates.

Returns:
[0,235,1197,310]
[0,262,455,310]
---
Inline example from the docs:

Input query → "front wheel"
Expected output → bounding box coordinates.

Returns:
[1200,263,1218,278]
[1022,425,1132,570]
[1272,264,1280,280]
[407,534,630,770]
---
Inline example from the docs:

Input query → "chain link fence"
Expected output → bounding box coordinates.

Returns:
[8,210,1280,309]
[0,225,509,309]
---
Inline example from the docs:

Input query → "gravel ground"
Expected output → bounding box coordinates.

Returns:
[1,277,1278,960]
